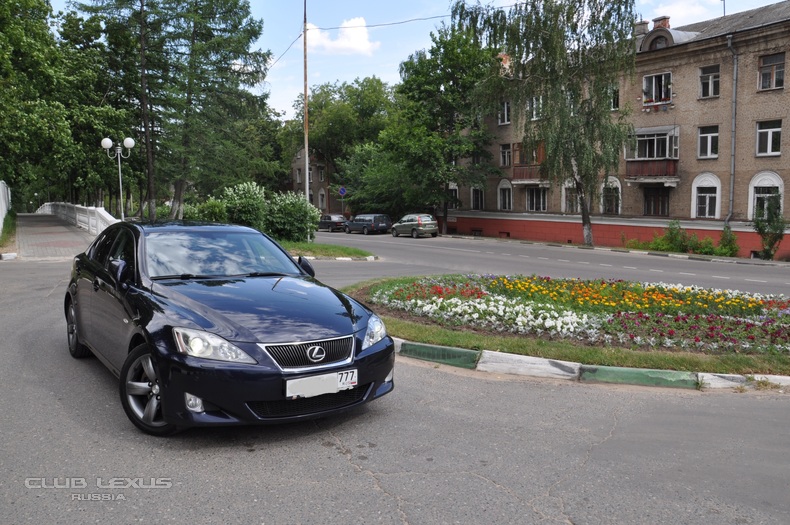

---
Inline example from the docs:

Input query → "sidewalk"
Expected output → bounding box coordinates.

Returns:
[1,213,95,261]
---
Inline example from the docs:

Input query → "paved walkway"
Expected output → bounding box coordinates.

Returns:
[1,213,95,261]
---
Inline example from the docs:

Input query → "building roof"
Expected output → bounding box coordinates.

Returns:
[674,0,790,41]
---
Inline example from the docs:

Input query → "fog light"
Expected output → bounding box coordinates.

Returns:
[385,367,394,383]
[185,393,204,413]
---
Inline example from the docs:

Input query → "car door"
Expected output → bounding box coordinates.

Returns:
[73,230,116,352]
[90,228,138,372]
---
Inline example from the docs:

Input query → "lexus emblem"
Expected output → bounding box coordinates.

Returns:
[306,345,326,363]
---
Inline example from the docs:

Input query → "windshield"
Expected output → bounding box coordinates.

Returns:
[144,230,300,279]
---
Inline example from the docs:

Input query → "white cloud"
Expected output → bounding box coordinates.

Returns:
[306,17,381,56]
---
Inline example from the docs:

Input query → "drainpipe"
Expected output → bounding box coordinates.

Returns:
[725,34,738,226]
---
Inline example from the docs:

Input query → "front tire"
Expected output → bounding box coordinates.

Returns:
[344,226,351,234]
[120,344,178,436]
[66,300,91,358]
[362,227,369,235]
[391,228,398,237]
[411,229,419,239]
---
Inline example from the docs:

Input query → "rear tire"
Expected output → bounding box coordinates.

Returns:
[120,344,179,436]
[66,300,91,358]
[363,227,369,235]
[345,226,351,234]
[431,232,438,237]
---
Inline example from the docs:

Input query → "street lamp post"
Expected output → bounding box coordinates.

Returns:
[101,137,135,220]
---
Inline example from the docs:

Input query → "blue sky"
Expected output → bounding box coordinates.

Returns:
[50,1,780,118]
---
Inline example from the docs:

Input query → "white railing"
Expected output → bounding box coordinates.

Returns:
[46,202,119,235]
[0,181,10,228]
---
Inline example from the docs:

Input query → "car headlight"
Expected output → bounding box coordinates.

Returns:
[362,314,387,350]
[173,327,256,364]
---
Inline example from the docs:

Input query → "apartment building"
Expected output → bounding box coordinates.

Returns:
[448,1,789,258]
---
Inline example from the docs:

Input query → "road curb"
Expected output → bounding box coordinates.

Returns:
[393,340,789,392]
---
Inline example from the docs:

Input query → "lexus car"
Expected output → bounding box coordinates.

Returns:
[64,221,394,436]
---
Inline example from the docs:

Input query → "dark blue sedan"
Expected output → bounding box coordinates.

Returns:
[64,221,394,436]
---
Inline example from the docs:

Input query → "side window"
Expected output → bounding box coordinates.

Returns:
[108,230,136,278]
[90,230,118,267]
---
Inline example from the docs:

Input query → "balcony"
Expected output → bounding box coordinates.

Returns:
[625,159,679,187]
[511,164,546,185]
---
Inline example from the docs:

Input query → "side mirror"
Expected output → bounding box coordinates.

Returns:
[297,256,315,277]
[108,259,131,289]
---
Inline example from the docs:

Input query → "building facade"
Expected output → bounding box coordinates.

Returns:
[448,1,789,258]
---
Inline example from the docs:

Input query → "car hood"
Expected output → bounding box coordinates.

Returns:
[154,276,369,343]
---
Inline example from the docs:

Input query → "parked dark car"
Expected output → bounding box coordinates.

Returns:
[344,214,391,235]
[64,221,395,436]
[318,214,347,232]
[391,214,439,238]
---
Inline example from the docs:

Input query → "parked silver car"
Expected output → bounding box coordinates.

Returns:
[391,214,439,238]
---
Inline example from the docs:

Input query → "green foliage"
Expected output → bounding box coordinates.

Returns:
[752,197,787,260]
[663,220,691,253]
[260,191,320,242]
[195,198,228,223]
[222,181,266,230]
[715,225,740,257]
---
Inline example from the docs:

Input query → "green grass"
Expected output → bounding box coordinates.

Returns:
[281,240,372,259]
[0,212,16,250]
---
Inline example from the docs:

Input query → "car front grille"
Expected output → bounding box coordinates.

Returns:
[247,383,370,418]
[260,335,354,370]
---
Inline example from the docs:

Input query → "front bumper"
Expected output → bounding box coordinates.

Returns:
[155,338,395,428]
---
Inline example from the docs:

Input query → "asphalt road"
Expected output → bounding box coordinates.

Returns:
[1,226,789,524]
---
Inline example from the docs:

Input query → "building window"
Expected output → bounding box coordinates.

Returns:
[498,181,512,211]
[471,188,484,210]
[627,129,679,159]
[500,144,512,167]
[610,87,620,110]
[530,96,543,120]
[698,125,719,158]
[649,36,668,50]
[643,72,672,104]
[319,167,325,182]
[448,186,459,209]
[754,187,781,219]
[498,101,511,125]
[308,168,313,183]
[700,65,720,98]
[527,187,547,212]
[643,187,670,216]
[759,53,785,90]
[757,120,782,156]
[318,189,326,210]
[295,168,301,183]
[601,179,620,215]
[696,187,717,218]
[564,186,579,214]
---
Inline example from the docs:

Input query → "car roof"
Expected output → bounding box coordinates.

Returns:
[126,220,260,235]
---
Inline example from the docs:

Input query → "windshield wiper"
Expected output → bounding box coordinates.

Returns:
[151,273,213,280]
[243,271,289,277]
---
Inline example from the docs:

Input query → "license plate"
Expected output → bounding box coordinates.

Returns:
[286,370,358,399]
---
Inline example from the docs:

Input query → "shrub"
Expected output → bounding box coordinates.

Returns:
[752,198,787,260]
[222,182,266,230]
[663,220,690,253]
[196,198,228,222]
[261,191,320,242]
[714,225,740,257]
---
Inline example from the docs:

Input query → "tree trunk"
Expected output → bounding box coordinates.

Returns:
[138,0,157,222]
[575,177,594,246]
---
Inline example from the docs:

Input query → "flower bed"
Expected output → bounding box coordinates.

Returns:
[369,275,790,355]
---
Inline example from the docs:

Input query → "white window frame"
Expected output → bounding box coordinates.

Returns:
[698,125,719,159]
[529,96,543,120]
[642,72,672,105]
[497,179,513,211]
[319,167,325,182]
[295,168,301,183]
[748,171,784,220]
[498,101,511,125]
[690,173,722,219]
[562,182,579,214]
[627,127,679,160]
[448,183,459,210]
[700,65,720,98]
[599,176,621,215]
[471,188,484,210]
[500,144,512,167]
[757,120,782,156]
[318,188,326,210]
[526,187,547,212]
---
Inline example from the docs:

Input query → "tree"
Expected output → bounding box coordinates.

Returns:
[753,196,787,260]
[453,0,637,246]
[397,24,500,231]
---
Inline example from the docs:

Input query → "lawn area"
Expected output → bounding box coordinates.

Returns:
[345,274,790,376]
